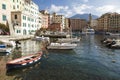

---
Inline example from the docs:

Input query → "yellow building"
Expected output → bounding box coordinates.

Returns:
[97,12,120,32]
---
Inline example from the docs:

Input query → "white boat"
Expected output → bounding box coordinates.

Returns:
[57,37,80,43]
[47,43,77,50]
[110,39,120,48]
[82,28,95,35]
[32,36,50,42]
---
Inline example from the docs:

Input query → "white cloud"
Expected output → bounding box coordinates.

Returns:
[49,4,68,12]
[48,4,93,17]
[96,5,115,13]
[72,4,93,14]
[96,5,120,15]
[83,0,89,2]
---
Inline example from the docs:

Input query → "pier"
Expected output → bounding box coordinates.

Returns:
[0,35,33,46]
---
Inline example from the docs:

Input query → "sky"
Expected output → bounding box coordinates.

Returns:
[33,0,120,17]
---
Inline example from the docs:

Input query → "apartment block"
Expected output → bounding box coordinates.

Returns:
[0,0,11,25]
[52,13,65,31]
[64,18,69,32]
[40,10,48,29]
[11,0,40,35]
[69,19,87,32]
[90,19,98,30]
[97,12,120,32]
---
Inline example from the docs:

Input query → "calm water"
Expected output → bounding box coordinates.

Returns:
[0,35,120,80]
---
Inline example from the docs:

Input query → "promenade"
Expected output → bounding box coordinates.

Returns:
[0,35,34,45]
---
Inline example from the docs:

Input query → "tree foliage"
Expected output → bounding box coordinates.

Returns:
[0,23,9,32]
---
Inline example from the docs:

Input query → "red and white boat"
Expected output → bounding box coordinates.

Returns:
[6,52,43,70]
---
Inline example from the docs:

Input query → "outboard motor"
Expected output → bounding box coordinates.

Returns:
[106,41,116,48]
[101,38,107,43]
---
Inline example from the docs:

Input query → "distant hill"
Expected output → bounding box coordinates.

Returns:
[70,13,98,21]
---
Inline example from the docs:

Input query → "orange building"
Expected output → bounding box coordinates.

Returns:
[97,12,120,32]
[48,23,61,31]
[69,19,87,32]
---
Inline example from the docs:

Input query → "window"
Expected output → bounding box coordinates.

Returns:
[2,4,6,10]
[13,5,15,9]
[23,16,26,20]
[17,30,21,33]
[15,15,17,19]
[17,5,19,9]
[2,15,6,21]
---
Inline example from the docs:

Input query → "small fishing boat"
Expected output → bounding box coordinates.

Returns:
[6,52,43,70]
[82,28,95,35]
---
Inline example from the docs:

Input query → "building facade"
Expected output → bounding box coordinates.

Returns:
[97,12,120,32]
[90,19,98,30]
[0,0,11,25]
[70,19,87,32]
[52,13,65,31]
[11,0,39,35]
[40,10,48,29]
[64,18,69,32]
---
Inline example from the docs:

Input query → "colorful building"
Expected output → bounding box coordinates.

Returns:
[11,0,40,35]
[0,0,11,25]
[97,12,120,32]
[69,18,87,32]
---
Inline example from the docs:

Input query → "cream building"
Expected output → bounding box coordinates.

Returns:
[97,12,120,32]
[11,0,40,35]
[52,13,65,31]
[40,10,49,29]
[90,19,98,30]
[0,0,11,25]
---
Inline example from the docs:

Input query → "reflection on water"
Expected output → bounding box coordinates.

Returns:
[0,35,120,80]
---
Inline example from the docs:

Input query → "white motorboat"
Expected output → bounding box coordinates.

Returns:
[32,36,50,42]
[82,28,95,35]
[47,43,77,50]
[57,37,80,43]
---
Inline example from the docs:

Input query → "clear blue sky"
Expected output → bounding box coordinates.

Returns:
[33,0,120,17]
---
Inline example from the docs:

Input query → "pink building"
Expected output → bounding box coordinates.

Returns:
[40,10,49,29]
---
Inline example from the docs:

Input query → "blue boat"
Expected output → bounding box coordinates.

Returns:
[0,44,12,53]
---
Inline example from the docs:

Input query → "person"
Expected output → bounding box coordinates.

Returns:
[15,40,21,47]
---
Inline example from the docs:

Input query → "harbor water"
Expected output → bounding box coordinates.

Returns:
[0,35,120,80]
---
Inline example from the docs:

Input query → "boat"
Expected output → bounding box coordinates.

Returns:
[82,28,95,35]
[47,42,77,50]
[0,44,12,53]
[57,37,80,43]
[110,39,120,49]
[6,52,43,71]
[32,36,50,42]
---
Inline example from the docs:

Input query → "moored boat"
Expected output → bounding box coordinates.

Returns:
[57,37,80,43]
[47,42,77,50]
[6,52,43,71]
[0,44,12,53]
[110,39,120,49]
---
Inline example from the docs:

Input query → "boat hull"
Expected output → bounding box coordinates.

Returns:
[6,53,42,71]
